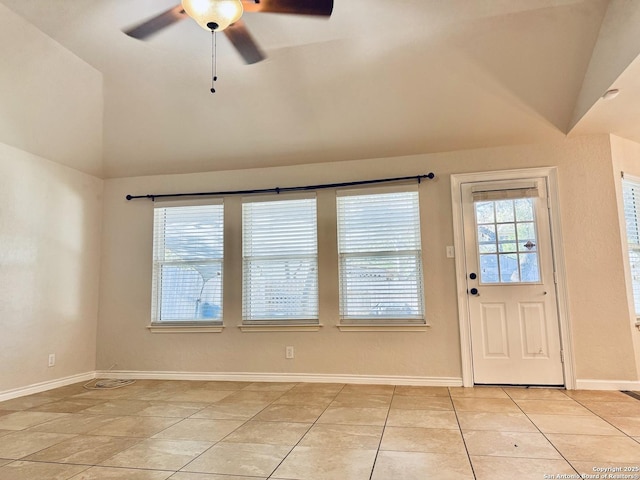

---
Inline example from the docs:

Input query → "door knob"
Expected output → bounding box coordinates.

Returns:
[469,288,479,295]
[469,273,477,280]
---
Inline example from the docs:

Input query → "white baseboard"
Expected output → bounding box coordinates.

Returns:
[96,370,464,387]
[0,371,96,402]
[575,379,640,391]
[5,372,637,399]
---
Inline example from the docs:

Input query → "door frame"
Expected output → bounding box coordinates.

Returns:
[451,167,575,389]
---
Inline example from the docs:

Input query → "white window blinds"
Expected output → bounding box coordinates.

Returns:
[242,196,318,323]
[623,178,640,317]
[152,202,224,324]
[337,188,425,323]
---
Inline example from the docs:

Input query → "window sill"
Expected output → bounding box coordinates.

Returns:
[147,324,224,333]
[239,324,322,332]
[337,323,430,332]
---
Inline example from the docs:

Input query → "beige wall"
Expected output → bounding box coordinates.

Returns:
[97,134,639,383]
[0,3,103,177]
[610,134,640,378]
[0,4,104,395]
[0,142,103,392]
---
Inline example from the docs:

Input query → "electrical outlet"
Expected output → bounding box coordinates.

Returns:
[446,246,455,258]
[285,346,294,359]
[48,354,56,367]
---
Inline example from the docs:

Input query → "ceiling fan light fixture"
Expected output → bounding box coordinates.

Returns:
[181,0,243,31]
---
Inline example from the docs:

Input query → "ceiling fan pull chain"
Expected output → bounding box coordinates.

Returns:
[210,30,218,93]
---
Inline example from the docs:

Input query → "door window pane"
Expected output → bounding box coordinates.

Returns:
[515,199,534,221]
[499,253,519,282]
[516,223,536,248]
[519,253,540,282]
[479,243,497,254]
[497,224,516,253]
[495,200,515,223]
[474,197,541,284]
[479,254,499,283]
[475,202,495,224]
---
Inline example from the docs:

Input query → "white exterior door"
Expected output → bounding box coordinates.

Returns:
[461,177,564,385]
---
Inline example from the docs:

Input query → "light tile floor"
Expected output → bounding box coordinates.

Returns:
[0,381,638,479]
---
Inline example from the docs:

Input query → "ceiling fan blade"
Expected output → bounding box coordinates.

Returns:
[242,0,333,16]
[124,5,186,40]
[224,20,266,64]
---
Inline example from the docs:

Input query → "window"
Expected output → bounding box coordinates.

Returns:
[152,202,224,325]
[242,196,318,323]
[337,188,425,324]
[622,177,640,318]
[473,195,540,284]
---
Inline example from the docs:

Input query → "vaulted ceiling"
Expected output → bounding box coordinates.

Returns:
[2,0,640,178]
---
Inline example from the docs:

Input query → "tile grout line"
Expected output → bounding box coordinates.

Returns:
[77,404,196,470]
[367,384,395,480]
[506,388,585,476]
[449,386,478,480]
[264,383,346,479]
[1,389,97,474]
[74,383,290,477]
[0,385,148,478]
[175,382,299,477]
[567,392,639,439]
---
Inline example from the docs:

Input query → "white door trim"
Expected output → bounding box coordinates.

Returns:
[451,167,575,389]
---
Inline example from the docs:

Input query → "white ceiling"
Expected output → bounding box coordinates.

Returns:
[2,0,640,178]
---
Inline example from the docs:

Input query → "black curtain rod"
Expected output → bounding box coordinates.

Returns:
[125,173,435,201]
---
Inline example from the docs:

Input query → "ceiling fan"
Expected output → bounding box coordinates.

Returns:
[124,0,334,65]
